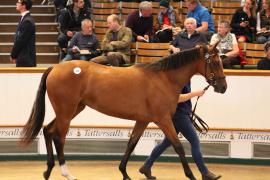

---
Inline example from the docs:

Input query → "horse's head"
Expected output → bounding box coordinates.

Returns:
[198,42,227,94]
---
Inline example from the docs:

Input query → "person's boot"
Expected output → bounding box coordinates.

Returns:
[202,171,222,180]
[139,164,156,179]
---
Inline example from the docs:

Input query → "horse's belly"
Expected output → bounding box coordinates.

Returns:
[83,95,155,122]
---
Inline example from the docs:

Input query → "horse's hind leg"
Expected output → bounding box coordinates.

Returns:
[53,103,86,180]
[119,121,148,180]
[157,119,196,180]
[43,119,57,180]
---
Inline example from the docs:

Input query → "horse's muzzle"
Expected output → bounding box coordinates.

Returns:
[214,84,227,94]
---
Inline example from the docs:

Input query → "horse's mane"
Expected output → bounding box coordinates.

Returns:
[135,46,201,71]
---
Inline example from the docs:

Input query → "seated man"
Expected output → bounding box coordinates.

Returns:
[210,20,240,69]
[62,19,100,61]
[169,17,207,53]
[125,1,153,42]
[57,0,91,58]
[91,14,132,67]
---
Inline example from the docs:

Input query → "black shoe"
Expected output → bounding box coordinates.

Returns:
[139,164,156,179]
[202,171,222,180]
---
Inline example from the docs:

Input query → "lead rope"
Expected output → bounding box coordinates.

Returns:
[190,85,210,134]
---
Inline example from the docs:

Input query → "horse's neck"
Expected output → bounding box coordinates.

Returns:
[165,61,198,90]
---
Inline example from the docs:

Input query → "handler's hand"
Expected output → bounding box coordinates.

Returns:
[194,90,205,97]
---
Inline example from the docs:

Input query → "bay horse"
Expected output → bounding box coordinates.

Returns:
[20,43,227,180]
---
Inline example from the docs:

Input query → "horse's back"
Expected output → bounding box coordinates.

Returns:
[45,60,145,103]
[45,61,177,122]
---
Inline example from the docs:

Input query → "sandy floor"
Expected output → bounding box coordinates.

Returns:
[0,161,268,180]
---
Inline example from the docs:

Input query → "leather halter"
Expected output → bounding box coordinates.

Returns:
[204,52,226,86]
[190,49,226,134]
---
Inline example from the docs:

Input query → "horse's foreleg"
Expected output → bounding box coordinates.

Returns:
[157,120,196,180]
[119,121,149,180]
[43,120,56,180]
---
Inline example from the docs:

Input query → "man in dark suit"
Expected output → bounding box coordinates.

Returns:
[10,0,36,67]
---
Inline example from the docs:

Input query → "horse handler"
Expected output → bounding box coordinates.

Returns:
[139,84,222,180]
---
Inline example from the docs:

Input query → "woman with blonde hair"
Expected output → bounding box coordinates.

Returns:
[231,0,257,42]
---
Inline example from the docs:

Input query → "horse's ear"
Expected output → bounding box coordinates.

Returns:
[209,40,220,51]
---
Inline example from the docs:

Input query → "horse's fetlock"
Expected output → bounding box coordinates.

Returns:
[47,162,55,169]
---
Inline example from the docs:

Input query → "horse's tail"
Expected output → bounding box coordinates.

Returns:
[20,66,54,146]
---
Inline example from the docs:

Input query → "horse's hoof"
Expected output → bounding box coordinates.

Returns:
[43,171,49,180]
[63,175,77,180]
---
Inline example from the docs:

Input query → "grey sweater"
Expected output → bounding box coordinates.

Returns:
[68,32,99,54]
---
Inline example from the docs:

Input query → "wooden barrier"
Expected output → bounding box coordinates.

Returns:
[135,42,170,63]
[239,43,265,68]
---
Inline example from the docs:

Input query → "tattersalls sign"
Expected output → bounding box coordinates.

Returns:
[0,127,269,159]
[0,127,270,143]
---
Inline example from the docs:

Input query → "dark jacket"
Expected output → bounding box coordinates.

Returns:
[59,5,91,34]
[171,30,208,50]
[257,57,270,70]
[11,13,36,67]
[125,10,153,40]
[230,8,256,41]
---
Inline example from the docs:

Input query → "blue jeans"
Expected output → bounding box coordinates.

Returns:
[62,53,89,61]
[144,108,208,174]
[257,35,270,44]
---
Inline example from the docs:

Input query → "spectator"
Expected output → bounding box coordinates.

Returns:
[62,19,100,61]
[139,18,221,180]
[169,17,207,53]
[10,0,36,67]
[231,0,257,43]
[186,0,215,40]
[256,0,270,43]
[153,0,177,42]
[125,1,153,42]
[257,41,270,69]
[241,0,261,12]
[57,0,91,59]
[210,21,240,69]
[91,14,132,66]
